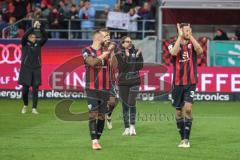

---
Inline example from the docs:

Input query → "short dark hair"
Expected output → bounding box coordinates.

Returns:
[180,23,190,28]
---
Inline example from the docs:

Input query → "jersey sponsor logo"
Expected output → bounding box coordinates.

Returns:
[168,44,173,51]
[179,51,190,62]
[83,52,89,59]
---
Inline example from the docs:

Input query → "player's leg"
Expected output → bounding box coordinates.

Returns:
[182,84,196,147]
[21,85,29,114]
[96,91,109,144]
[106,82,117,129]
[176,108,184,141]
[32,85,39,114]
[106,96,116,129]
[119,85,130,135]
[182,102,192,147]
[128,85,139,136]
[171,85,185,147]
[86,90,101,150]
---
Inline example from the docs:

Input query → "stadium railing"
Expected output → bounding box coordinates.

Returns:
[1,18,156,40]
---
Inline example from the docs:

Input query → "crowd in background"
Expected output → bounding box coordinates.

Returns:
[0,0,157,39]
[213,28,240,41]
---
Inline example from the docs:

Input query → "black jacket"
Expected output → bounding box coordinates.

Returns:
[115,47,144,86]
[21,26,48,69]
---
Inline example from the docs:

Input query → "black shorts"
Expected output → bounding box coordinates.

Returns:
[86,89,110,114]
[171,84,196,109]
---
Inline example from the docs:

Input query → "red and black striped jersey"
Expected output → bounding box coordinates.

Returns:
[82,46,110,90]
[168,40,198,86]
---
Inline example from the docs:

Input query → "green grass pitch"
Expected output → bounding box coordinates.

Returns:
[0,99,240,160]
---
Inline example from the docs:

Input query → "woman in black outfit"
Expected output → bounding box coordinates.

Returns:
[112,36,143,136]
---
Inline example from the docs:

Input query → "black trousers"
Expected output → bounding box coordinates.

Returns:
[22,85,39,109]
[119,85,139,128]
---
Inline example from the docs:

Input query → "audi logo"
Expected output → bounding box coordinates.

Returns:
[0,44,22,64]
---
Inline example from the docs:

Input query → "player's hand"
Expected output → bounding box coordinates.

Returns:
[34,21,41,29]
[33,21,38,28]
[36,21,41,29]
[103,51,110,55]
[103,35,110,43]
[177,23,183,38]
[136,48,141,57]
[108,42,116,51]
[125,49,130,56]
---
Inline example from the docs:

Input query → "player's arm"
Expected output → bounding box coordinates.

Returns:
[110,54,118,70]
[135,49,144,71]
[84,50,110,68]
[39,23,48,46]
[21,27,34,46]
[190,35,203,55]
[169,24,183,56]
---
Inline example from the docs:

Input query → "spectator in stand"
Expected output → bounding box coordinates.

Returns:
[0,14,8,37]
[79,0,85,9]
[68,4,80,39]
[235,29,240,40]
[59,0,72,18]
[213,29,229,40]
[139,2,153,23]
[0,13,8,31]
[128,8,140,39]
[78,0,95,39]
[98,6,109,28]
[0,1,9,19]
[121,0,135,13]
[33,0,41,7]
[40,0,53,8]
[40,1,50,19]
[13,0,28,20]
[120,0,142,12]
[48,7,63,39]
[7,16,18,38]
[137,2,154,38]
[113,4,121,12]
[72,0,82,6]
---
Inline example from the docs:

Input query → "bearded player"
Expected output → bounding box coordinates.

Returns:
[168,23,203,148]
[82,29,116,150]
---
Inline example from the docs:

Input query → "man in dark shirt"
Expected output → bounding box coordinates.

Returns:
[168,23,203,148]
[19,21,48,114]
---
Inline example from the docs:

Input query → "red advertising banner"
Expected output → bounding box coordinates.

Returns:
[0,40,240,100]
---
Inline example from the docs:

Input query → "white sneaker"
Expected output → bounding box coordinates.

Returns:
[183,140,190,148]
[178,140,185,148]
[122,128,130,136]
[129,125,136,136]
[106,115,112,130]
[32,108,39,114]
[21,105,28,114]
[178,139,190,148]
